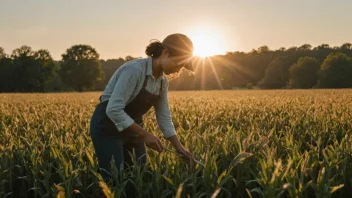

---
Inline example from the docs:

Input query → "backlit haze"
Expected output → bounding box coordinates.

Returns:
[1,0,352,60]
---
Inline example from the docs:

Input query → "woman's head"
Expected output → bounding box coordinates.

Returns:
[145,33,194,75]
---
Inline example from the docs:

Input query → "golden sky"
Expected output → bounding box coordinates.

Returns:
[1,0,351,60]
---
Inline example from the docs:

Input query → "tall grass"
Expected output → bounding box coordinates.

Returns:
[0,90,351,197]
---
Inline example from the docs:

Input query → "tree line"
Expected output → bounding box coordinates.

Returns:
[0,43,352,93]
[0,45,139,92]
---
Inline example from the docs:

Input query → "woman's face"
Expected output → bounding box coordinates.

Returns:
[160,49,189,75]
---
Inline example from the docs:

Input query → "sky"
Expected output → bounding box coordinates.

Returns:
[1,0,352,60]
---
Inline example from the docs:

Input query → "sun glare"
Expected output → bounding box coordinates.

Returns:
[188,27,227,58]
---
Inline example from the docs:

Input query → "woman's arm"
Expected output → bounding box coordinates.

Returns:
[153,79,177,138]
[154,79,195,161]
[106,65,142,132]
[122,122,164,151]
[166,135,195,166]
[106,64,163,151]
[166,135,183,150]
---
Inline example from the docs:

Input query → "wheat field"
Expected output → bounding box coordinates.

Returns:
[1,90,352,198]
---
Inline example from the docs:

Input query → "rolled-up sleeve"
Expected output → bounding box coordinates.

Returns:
[106,66,142,132]
[154,79,176,138]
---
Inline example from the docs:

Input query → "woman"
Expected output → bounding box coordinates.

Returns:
[90,33,195,182]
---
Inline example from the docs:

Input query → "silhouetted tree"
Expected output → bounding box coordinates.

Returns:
[289,57,320,88]
[0,48,12,92]
[33,49,59,91]
[340,43,352,50]
[298,44,312,51]
[60,45,103,92]
[318,52,352,88]
[0,47,6,59]
[259,57,289,89]
[287,47,298,51]
[257,46,270,53]
[11,45,34,58]
[11,46,41,92]
[125,55,139,62]
[0,46,58,92]
[314,44,330,51]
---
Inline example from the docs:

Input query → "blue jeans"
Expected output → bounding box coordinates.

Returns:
[90,101,147,181]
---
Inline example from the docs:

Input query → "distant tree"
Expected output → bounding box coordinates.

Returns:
[298,44,312,51]
[11,45,34,58]
[33,49,58,91]
[60,45,103,92]
[0,49,13,92]
[125,55,139,62]
[246,83,253,89]
[34,49,52,61]
[289,56,320,88]
[259,57,289,89]
[257,46,270,53]
[10,46,39,92]
[250,49,258,54]
[287,47,298,51]
[314,44,330,50]
[340,43,352,50]
[95,58,127,90]
[6,46,58,92]
[318,52,352,88]
[45,71,67,92]
[0,47,6,59]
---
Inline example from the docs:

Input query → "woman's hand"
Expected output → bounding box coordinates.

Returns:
[122,123,164,152]
[176,146,195,167]
[141,132,164,152]
[166,135,195,166]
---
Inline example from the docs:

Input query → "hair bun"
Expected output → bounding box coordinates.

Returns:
[145,40,164,58]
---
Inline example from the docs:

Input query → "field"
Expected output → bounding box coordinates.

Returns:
[1,90,352,198]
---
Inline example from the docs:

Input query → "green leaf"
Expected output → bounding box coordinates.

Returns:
[331,184,344,193]
[217,170,227,185]
[162,175,174,186]
[232,152,253,166]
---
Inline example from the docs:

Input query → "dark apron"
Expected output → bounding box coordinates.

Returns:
[90,70,163,182]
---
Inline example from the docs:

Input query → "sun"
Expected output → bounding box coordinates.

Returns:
[188,27,227,58]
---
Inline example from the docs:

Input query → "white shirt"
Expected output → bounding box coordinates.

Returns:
[100,57,176,138]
